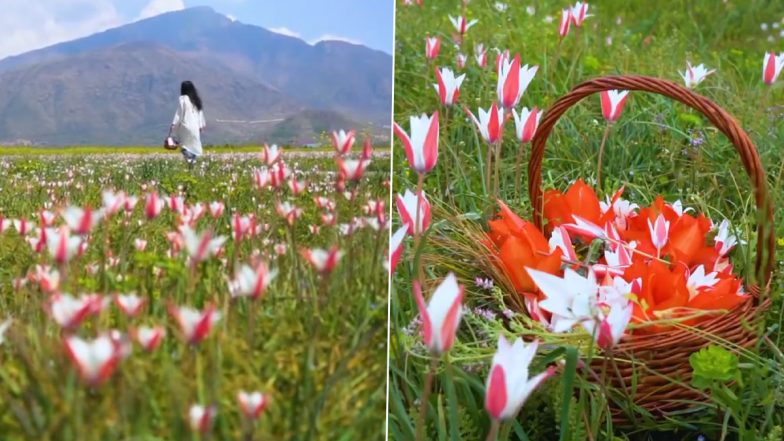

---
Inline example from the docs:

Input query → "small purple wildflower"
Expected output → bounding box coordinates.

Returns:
[472,307,496,321]
[475,277,494,290]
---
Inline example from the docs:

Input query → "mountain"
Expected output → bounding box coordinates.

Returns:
[0,6,391,146]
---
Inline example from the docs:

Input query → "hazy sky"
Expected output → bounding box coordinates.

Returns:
[0,0,394,59]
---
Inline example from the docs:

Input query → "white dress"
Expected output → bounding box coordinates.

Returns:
[172,95,206,156]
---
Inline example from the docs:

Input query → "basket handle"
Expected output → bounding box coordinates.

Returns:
[527,75,775,286]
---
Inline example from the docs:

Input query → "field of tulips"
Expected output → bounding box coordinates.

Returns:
[390,1,784,440]
[0,139,390,439]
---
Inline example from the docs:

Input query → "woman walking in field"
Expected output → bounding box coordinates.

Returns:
[169,80,206,168]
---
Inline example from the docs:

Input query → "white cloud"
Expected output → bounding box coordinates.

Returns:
[137,0,184,20]
[0,0,123,59]
[269,27,301,38]
[309,34,363,46]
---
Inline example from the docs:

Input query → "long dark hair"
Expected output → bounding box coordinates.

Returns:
[180,81,203,111]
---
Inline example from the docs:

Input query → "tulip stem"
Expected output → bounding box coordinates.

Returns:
[596,123,612,188]
[513,141,527,200]
[416,357,439,441]
[485,419,501,441]
[494,141,502,201]
[484,143,494,198]
[413,174,425,283]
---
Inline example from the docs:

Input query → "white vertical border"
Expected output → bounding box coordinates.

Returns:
[384,0,397,439]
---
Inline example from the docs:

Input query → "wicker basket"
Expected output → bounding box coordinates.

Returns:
[526,75,776,421]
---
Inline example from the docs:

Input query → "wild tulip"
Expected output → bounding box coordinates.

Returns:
[232,214,254,242]
[466,102,504,144]
[188,405,216,433]
[0,217,11,234]
[393,112,439,175]
[144,192,165,219]
[170,304,221,345]
[680,62,715,88]
[39,209,56,227]
[135,325,165,351]
[600,90,629,122]
[570,1,589,27]
[276,202,303,225]
[474,43,488,67]
[331,129,355,155]
[287,178,308,195]
[46,226,82,264]
[425,36,440,60]
[101,190,126,216]
[253,168,271,189]
[412,273,463,355]
[321,213,336,226]
[34,265,60,293]
[494,49,510,74]
[238,391,269,420]
[433,67,465,107]
[396,189,431,236]
[228,262,278,300]
[448,15,478,37]
[337,158,370,181]
[63,206,103,235]
[302,246,343,274]
[389,224,408,274]
[0,318,11,346]
[124,195,138,212]
[456,52,467,69]
[261,143,281,165]
[361,137,374,160]
[168,195,185,215]
[762,51,784,85]
[208,201,224,218]
[485,336,555,421]
[115,293,145,317]
[51,293,98,329]
[497,54,538,110]
[512,107,541,143]
[559,9,571,39]
[64,335,121,386]
[309,224,320,235]
[181,227,226,263]
[13,218,33,236]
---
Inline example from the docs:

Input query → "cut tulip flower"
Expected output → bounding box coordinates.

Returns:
[393,112,439,175]
[485,335,555,420]
[413,273,463,355]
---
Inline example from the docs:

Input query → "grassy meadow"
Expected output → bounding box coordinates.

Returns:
[0,146,390,439]
[391,0,784,440]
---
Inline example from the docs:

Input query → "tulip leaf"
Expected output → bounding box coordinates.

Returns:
[559,346,579,441]
[443,359,461,441]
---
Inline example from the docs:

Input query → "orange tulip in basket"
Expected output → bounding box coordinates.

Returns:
[484,75,775,422]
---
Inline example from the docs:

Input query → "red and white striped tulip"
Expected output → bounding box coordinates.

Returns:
[396,189,431,236]
[763,51,784,85]
[12,218,33,236]
[170,304,221,345]
[237,391,270,420]
[208,201,224,218]
[144,192,165,219]
[474,44,488,68]
[485,336,555,420]
[34,265,60,293]
[494,49,510,74]
[314,196,335,211]
[389,224,408,274]
[101,190,126,216]
[229,262,278,300]
[680,62,715,89]
[331,129,356,155]
[456,53,467,69]
[182,227,226,264]
[497,54,538,110]
[466,102,504,144]
[115,293,145,317]
[394,112,439,175]
[600,90,629,122]
[261,144,281,165]
[288,178,308,195]
[413,273,464,355]
[134,238,147,251]
[63,206,103,235]
[124,195,138,212]
[425,36,441,60]
[361,137,374,160]
[135,325,165,351]
[302,246,343,274]
[559,9,571,39]
[40,210,56,227]
[64,335,121,386]
[449,15,478,36]
[512,107,541,143]
[648,214,670,254]
[337,158,370,181]
[168,195,185,215]
[46,226,83,264]
[232,214,254,242]
[276,202,303,225]
[433,67,465,107]
[570,2,589,27]
[188,405,216,433]
[51,293,100,329]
